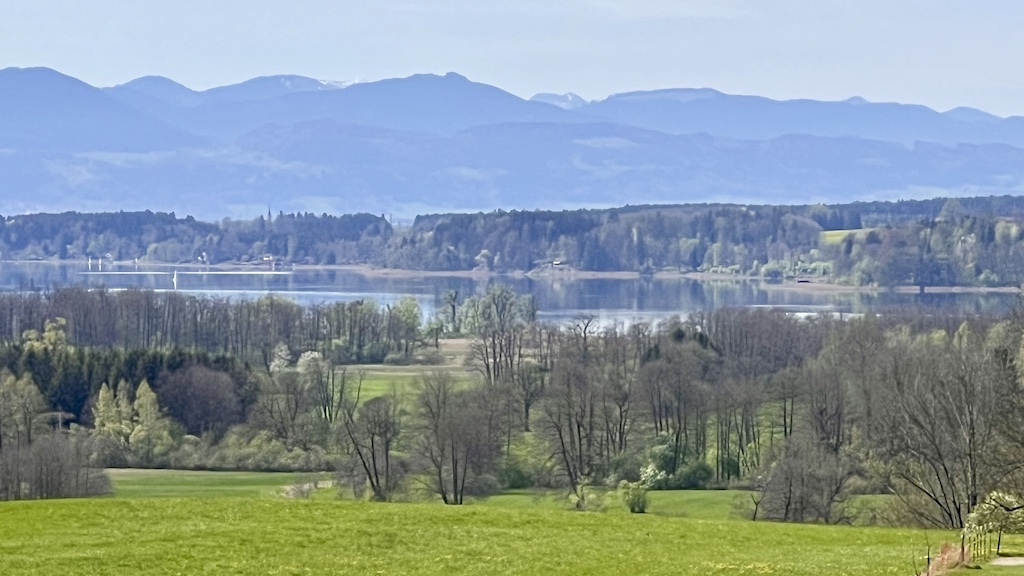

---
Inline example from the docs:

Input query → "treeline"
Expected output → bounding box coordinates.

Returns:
[7,196,1024,286]
[410,287,1024,529]
[0,358,110,500]
[0,317,257,432]
[0,210,391,264]
[0,289,431,499]
[389,203,833,272]
[0,318,260,497]
[0,288,424,372]
[409,290,1024,529]
[392,197,1024,288]
[5,285,1024,531]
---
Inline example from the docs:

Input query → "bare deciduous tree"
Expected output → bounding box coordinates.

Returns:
[340,391,405,501]
[413,370,500,504]
[882,323,1010,528]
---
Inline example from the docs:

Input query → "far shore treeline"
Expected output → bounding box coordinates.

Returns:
[6,195,1024,286]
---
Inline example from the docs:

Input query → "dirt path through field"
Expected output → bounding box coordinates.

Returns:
[991,557,1024,566]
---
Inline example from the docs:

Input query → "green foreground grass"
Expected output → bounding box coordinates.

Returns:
[0,496,949,576]
[0,469,961,575]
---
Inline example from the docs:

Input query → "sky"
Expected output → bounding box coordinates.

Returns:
[2,0,1023,115]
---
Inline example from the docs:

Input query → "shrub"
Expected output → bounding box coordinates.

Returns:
[413,348,445,365]
[619,480,648,513]
[464,473,501,498]
[639,460,714,490]
[385,349,445,366]
[605,448,644,485]
[501,433,557,489]
[288,472,322,499]
[165,428,328,472]
[0,430,111,500]
[569,485,605,512]
[383,353,411,366]
[677,461,713,489]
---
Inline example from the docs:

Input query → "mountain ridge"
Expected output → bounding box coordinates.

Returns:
[5,66,1024,219]
[0,67,200,152]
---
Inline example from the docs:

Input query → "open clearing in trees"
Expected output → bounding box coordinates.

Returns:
[0,469,960,576]
[348,337,478,401]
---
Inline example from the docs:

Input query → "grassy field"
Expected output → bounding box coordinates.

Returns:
[107,468,310,499]
[0,469,965,575]
[109,468,751,519]
[0,494,952,576]
[349,338,480,401]
[477,488,749,520]
[820,228,875,245]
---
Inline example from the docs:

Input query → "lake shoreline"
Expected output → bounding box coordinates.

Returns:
[5,259,1020,296]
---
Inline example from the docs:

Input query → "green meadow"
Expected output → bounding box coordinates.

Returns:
[820,228,876,245]
[0,469,970,576]
[347,338,481,402]
[475,487,748,520]
[107,468,302,498]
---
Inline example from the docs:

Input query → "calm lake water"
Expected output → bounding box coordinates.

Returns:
[0,262,1017,324]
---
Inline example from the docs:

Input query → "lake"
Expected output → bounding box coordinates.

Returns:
[0,261,1017,324]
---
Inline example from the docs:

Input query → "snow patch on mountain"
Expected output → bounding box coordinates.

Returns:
[530,92,587,110]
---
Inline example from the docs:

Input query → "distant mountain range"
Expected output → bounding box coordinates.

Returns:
[2,66,1024,219]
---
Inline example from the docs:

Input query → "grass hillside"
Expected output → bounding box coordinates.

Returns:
[349,338,479,401]
[108,469,750,518]
[0,470,955,576]
[0,497,947,576]
[475,488,750,520]
[819,228,875,245]
[106,468,302,498]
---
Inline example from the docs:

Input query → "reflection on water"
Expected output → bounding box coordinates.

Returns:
[0,262,1017,323]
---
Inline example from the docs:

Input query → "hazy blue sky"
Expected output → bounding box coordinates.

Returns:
[3,0,1022,115]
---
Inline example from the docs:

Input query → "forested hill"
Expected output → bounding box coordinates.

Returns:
[5,195,1024,287]
[0,211,392,265]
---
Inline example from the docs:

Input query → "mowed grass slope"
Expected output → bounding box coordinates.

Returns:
[107,468,301,498]
[351,338,480,401]
[109,470,753,518]
[0,495,948,576]
[478,488,748,520]
[820,228,875,245]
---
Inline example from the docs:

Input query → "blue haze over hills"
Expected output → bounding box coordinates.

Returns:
[2,66,1024,219]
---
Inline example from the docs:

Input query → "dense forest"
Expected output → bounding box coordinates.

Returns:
[0,211,393,265]
[5,196,1024,287]
[2,285,1024,534]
